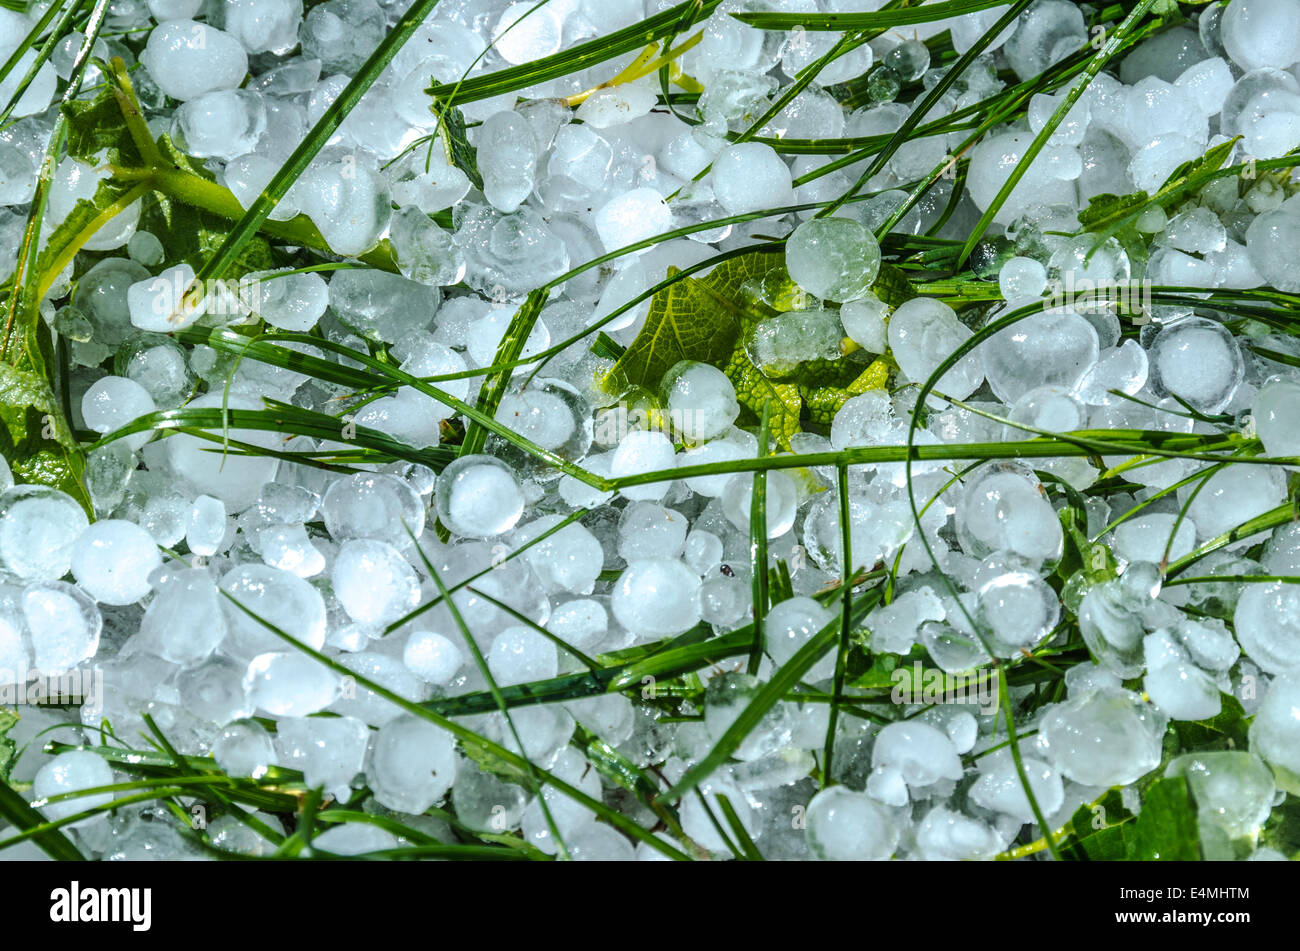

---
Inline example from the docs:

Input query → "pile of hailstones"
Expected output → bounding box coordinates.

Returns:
[2,0,1300,860]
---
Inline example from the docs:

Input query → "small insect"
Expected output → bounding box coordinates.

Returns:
[720,564,735,578]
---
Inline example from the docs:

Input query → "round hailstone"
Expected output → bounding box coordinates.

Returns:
[1235,583,1300,673]
[0,485,89,582]
[171,88,266,162]
[213,719,276,779]
[1040,687,1165,787]
[976,566,1061,656]
[21,581,101,672]
[487,625,558,685]
[511,515,603,596]
[547,599,608,651]
[1253,379,1300,456]
[804,786,898,860]
[873,721,964,789]
[492,1,563,64]
[220,564,327,657]
[1148,317,1243,414]
[167,393,280,512]
[69,519,161,605]
[594,187,671,252]
[983,305,1099,403]
[720,470,799,539]
[434,454,525,538]
[955,464,1064,565]
[576,85,657,129]
[838,293,889,353]
[610,430,676,502]
[243,652,340,716]
[32,751,114,824]
[0,44,56,118]
[141,568,226,667]
[241,269,329,332]
[321,472,425,548]
[1249,674,1300,782]
[887,297,983,399]
[1221,0,1300,71]
[711,142,794,215]
[367,714,457,814]
[477,110,537,214]
[80,375,156,451]
[1245,208,1300,292]
[765,596,837,680]
[784,217,881,302]
[331,539,421,627]
[998,256,1047,299]
[1144,629,1224,721]
[140,20,249,102]
[660,361,739,442]
[611,559,702,638]
[970,752,1063,823]
[402,630,463,685]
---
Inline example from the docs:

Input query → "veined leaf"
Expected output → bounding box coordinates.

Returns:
[724,345,802,450]
[607,250,906,450]
[603,252,786,397]
[0,362,90,511]
[0,707,17,782]
[1124,776,1201,860]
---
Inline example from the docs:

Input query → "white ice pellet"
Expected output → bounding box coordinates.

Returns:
[0,486,89,582]
[804,786,898,860]
[785,217,881,303]
[244,651,340,716]
[611,430,676,502]
[1040,687,1165,787]
[512,515,603,596]
[80,376,156,451]
[888,297,983,399]
[321,472,424,550]
[838,294,889,354]
[612,558,701,638]
[594,187,672,252]
[127,263,205,333]
[22,581,102,672]
[32,751,114,824]
[70,519,162,606]
[478,111,537,214]
[141,21,248,102]
[171,89,265,161]
[331,539,421,627]
[1246,208,1300,292]
[1221,0,1300,71]
[434,455,525,539]
[711,143,794,215]
[0,44,57,118]
[764,596,837,681]
[402,630,463,685]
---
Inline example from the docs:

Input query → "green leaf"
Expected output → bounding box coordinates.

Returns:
[1171,693,1249,752]
[62,82,140,166]
[870,263,918,308]
[603,252,785,397]
[1061,788,1132,861]
[439,106,483,191]
[1125,776,1201,861]
[0,707,17,782]
[724,344,802,450]
[1077,191,1149,232]
[605,250,902,450]
[138,189,274,278]
[0,777,85,860]
[0,362,90,510]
